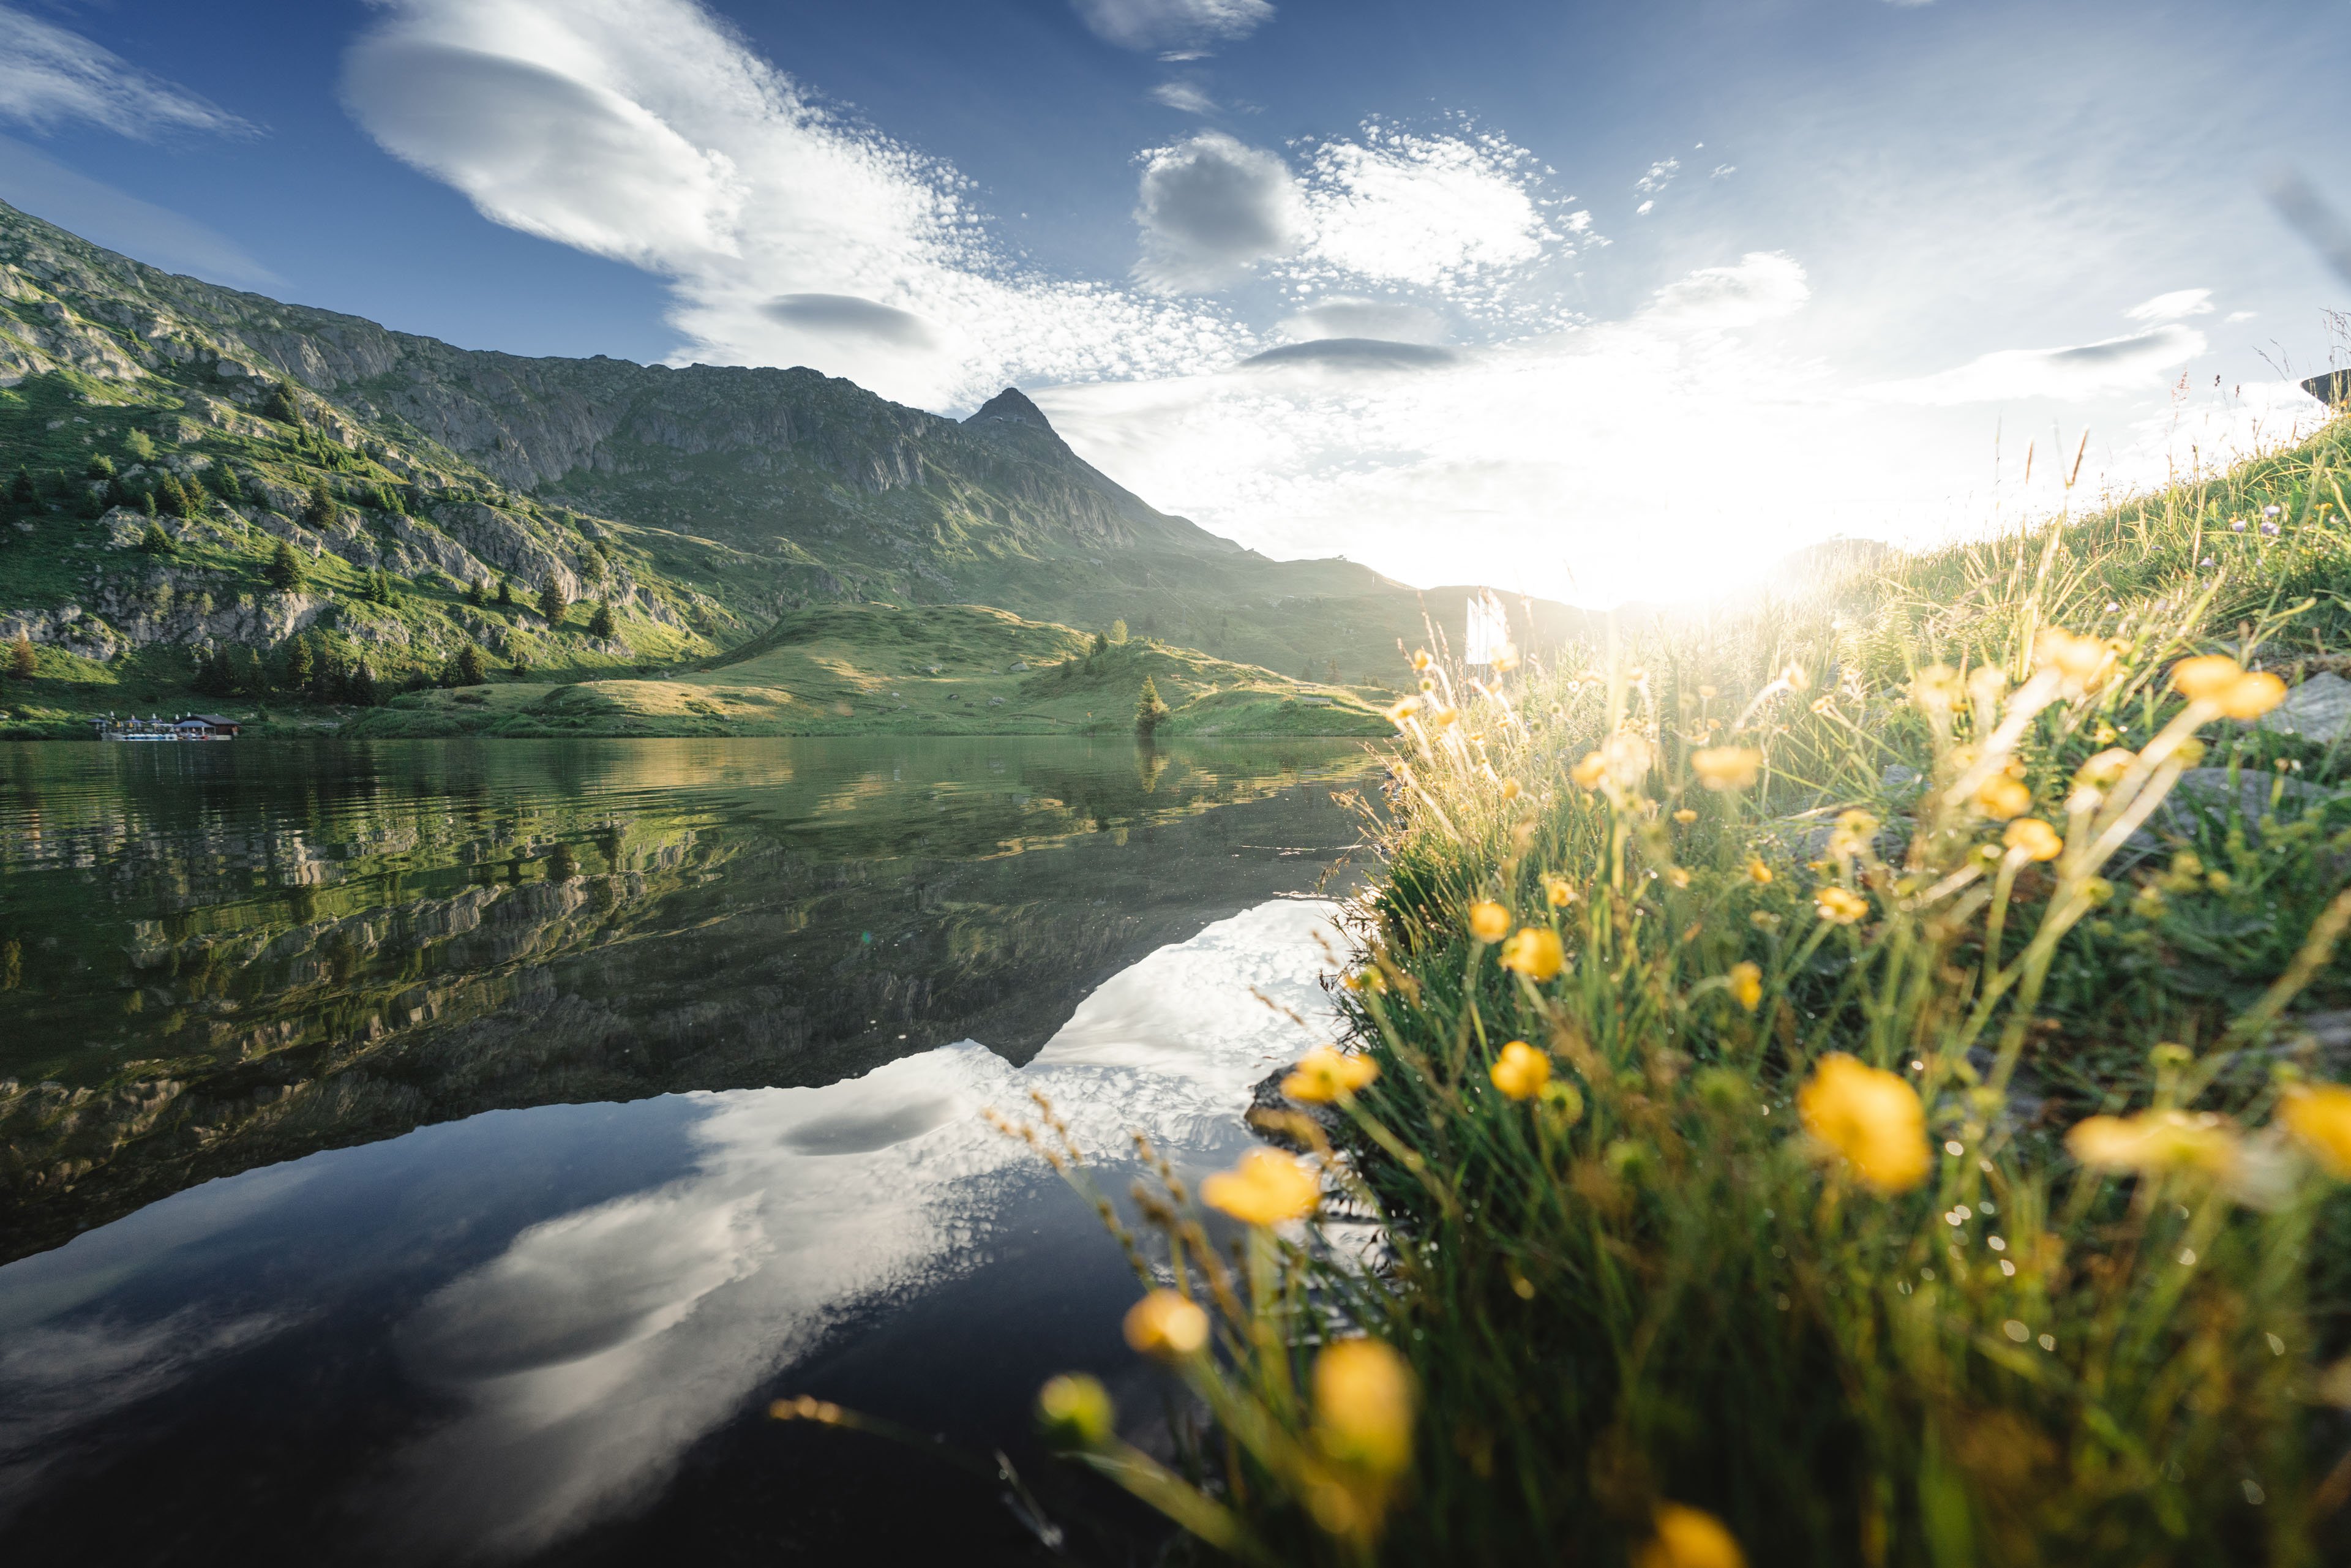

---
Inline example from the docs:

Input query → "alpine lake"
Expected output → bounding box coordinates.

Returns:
[0,735,1381,1565]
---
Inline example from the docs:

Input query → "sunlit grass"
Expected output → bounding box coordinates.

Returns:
[1007,415,2351,1564]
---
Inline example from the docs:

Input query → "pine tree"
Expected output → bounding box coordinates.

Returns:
[282,634,315,694]
[1110,619,1128,645]
[213,467,244,505]
[138,490,158,519]
[538,579,567,626]
[1092,630,1109,655]
[8,634,33,681]
[264,383,302,424]
[588,599,617,639]
[157,474,190,517]
[304,477,338,530]
[345,659,380,707]
[1134,675,1169,738]
[497,577,514,607]
[467,577,487,607]
[264,539,304,593]
[138,522,174,556]
[367,567,395,606]
[86,454,115,480]
[452,643,488,686]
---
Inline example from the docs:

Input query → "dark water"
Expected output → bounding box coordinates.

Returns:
[0,737,1376,1566]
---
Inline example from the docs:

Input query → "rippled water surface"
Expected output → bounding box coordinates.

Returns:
[0,737,1376,1565]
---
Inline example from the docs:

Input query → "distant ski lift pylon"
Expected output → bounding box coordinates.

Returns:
[1464,590,1514,667]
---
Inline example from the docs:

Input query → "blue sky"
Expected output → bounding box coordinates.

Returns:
[4,0,2348,603]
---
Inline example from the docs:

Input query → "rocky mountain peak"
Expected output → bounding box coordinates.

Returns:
[963,387,1053,432]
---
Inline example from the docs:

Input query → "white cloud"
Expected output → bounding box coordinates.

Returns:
[343,0,1250,407]
[1635,199,1654,216]
[1149,79,1217,114]
[1295,125,1556,286]
[1869,323,2206,405]
[1131,130,1302,291]
[1278,296,1448,344]
[1070,0,1274,52]
[1635,157,1679,196]
[2126,287,2213,323]
[1641,250,1810,331]
[0,6,252,139]
[2225,310,2257,323]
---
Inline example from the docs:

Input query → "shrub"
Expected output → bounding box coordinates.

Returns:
[263,382,302,424]
[123,429,156,462]
[8,634,33,681]
[85,454,114,480]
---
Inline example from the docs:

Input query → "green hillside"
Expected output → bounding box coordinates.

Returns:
[339,602,1392,738]
[0,198,1599,736]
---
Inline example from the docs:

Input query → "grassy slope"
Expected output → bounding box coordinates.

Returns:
[336,602,1393,737]
[1032,418,2351,1565]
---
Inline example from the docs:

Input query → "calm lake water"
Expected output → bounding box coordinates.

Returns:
[0,737,1378,1566]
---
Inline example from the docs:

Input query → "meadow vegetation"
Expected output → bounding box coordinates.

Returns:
[1010,416,2351,1564]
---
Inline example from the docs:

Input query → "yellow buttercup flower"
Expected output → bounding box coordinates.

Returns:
[1827,809,1878,860]
[1383,696,1422,725]
[1636,1503,1749,1568]
[1411,648,1431,672]
[2170,655,2287,719]
[2034,628,2118,691]
[1744,858,1773,885]
[1123,1289,1210,1360]
[1468,901,1511,943]
[2074,747,2135,786]
[1201,1149,1320,1225]
[1282,1045,1379,1103]
[1973,775,2033,820]
[1571,751,1608,789]
[2278,1084,2351,1179]
[1500,778,1522,800]
[1036,1374,1115,1449]
[2066,1108,2239,1176]
[1798,1052,1931,1194]
[1544,874,1576,907]
[1499,926,1565,982]
[2003,818,2063,861]
[1312,1338,1415,1477]
[1690,746,1763,792]
[1673,808,1698,823]
[1815,886,1869,925]
[1490,1040,1552,1100]
[1728,961,1763,1013]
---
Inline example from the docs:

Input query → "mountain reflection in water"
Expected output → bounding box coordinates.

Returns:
[0,737,1374,1566]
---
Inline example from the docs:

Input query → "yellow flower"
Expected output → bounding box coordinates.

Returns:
[1313,1338,1415,1477]
[1815,885,1869,925]
[1499,926,1566,982]
[2074,747,2135,786]
[1673,808,1698,823]
[1911,664,1963,716]
[2279,1085,2351,1179]
[1798,1052,1931,1194]
[1036,1374,1115,1449]
[1972,775,2033,820]
[1429,705,1462,730]
[1690,746,1763,792]
[1468,900,1512,943]
[1282,1044,1380,1103]
[1728,961,1763,1013]
[1382,696,1422,725]
[1411,648,1431,672]
[2170,654,2287,719]
[1490,1040,1552,1100]
[1827,809,1878,860]
[1636,1503,1749,1568]
[2003,818,2063,861]
[1500,778,1522,800]
[2034,628,2118,691]
[1744,858,1774,886]
[1544,874,1576,907]
[1201,1149,1320,1225]
[1123,1289,1210,1360]
[1571,751,1608,789]
[2066,1108,2239,1176]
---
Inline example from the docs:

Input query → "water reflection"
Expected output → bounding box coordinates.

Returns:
[0,737,1370,1260]
[0,737,1372,1564]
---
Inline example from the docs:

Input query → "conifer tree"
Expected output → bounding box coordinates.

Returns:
[538,579,567,626]
[139,522,174,556]
[1110,618,1128,645]
[138,490,157,519]
[467,577,487,607]
[264,539,304,593]
[345,659,380,707]
[1134,675,1169,738]
[451,643,487,686]
[264,383,302,424]
[282,634,315,693]
[9,634,33,681]
[86,454,115,480]
[213,467,244,505]
[157,474,190,517]
[588,599,617,639]
[304,476,339,530]
[497,577,514,607]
